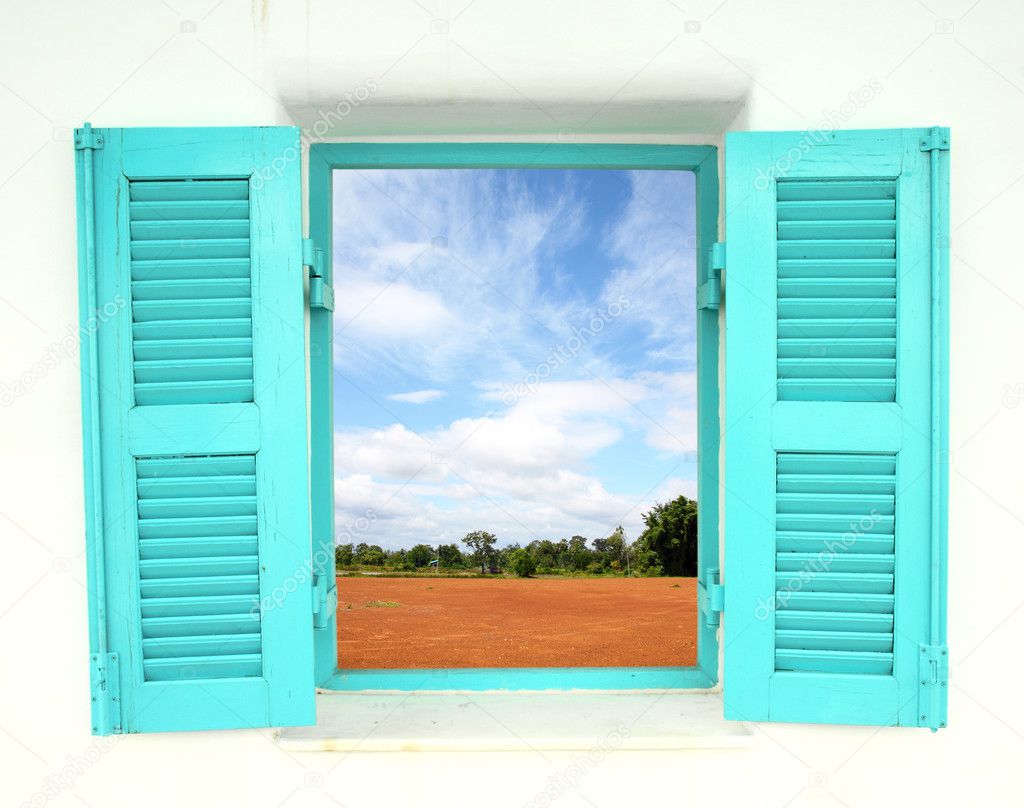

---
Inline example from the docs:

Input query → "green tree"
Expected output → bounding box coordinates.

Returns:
[437,543,464,568]
[496,543,521,572]
[527,539,558,571]
[635,495,698,576]
[630,543,664,577]
[406,543,435,568]
[462,530,497,574]
[598,528,626,569]
[507,548,536,577]
[554,538,570,569]
[354,543,386,566]
[567,535,590,571]
[335,543,354,566]
[385,548,406,568]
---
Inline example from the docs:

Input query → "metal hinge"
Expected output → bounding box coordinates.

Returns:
[302,238,334,311]
[311,573,338,629]
[698,567,725,628]
[918,643,949,731]
[919,127,950,152]
[697,242,725,310]
[74,122,104,150]
[89,652,121,735]
[309,276,335,311]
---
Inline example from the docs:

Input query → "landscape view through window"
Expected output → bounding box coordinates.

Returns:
[331,167,699,669]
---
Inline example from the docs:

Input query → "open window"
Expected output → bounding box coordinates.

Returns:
[306,144,722,693]
[75,125,948,734]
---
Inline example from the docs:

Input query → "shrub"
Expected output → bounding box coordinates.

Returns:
[507,549,537,577]
[630,545,664,577]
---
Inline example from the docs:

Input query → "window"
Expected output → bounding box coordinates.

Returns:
[75,125,948,734]
[307,145,720,692]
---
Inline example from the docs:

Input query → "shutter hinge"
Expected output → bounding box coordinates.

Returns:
[697,242,725,310]
[919,127,950,152]
[918,643,949,731]
[302,238,334,311]
[309,276,335,311]
[89,652,121,735]
[311,573,338,629]
[698,567,725,628]
[74,122,104,150]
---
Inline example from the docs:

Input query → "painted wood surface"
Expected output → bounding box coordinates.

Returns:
[723,129,949,727]
[76,127,315,734]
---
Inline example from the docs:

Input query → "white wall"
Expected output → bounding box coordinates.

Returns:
[2,0,1021,806]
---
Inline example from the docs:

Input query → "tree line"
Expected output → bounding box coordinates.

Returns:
[334,494,698,577]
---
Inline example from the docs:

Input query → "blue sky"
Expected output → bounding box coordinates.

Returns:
[332,167,696,549]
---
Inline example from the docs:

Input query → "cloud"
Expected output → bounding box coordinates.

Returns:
[334,279,454,340]
[333,372,699,548]
[600,170,698,366]
[334,470,646,550]
[332,169,597,385]
[387,389,446,404]
[334,424,444,483]
[330,168,700,549]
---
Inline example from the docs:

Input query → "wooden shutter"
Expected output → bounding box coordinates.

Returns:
[75,127,314,734]
[723,129,949,727]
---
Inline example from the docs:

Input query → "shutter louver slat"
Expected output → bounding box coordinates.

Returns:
[131,258,251,281]
[136,455,262,682]
[141,594,260,618]
[79,127,314,734]
[129,179,254,406]
[725,129,947,727]
[776,180,897,403]
[774,452,895,676]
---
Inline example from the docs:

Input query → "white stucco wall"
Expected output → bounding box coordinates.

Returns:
[2,1,1021,805]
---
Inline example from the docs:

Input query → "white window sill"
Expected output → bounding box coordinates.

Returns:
[276,691,752,752]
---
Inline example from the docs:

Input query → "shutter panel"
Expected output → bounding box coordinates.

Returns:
[723,129,948,727]
[75,127,314,734]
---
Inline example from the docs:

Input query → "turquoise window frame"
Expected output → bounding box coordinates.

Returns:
[308,143,720,691]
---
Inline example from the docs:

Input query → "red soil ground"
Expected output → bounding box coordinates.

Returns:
[336,575,697,669]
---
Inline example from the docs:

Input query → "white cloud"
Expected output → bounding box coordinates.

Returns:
[635,370,698,455]
[332,372,699,548]
[387,389,446,404]
[334,424,444,483]
[332,169,598,385]
[330,169,700,549]
[600,171,698,364]
[334,279,453,340]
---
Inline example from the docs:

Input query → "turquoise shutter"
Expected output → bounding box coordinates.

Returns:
[75,126,315,734]
[724,129,949,728]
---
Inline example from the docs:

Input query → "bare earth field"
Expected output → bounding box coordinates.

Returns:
[336,576,698,669]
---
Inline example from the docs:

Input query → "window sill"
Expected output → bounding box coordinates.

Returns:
[276,691,752,752]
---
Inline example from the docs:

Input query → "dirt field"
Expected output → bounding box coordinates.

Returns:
[336,576,697,668]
